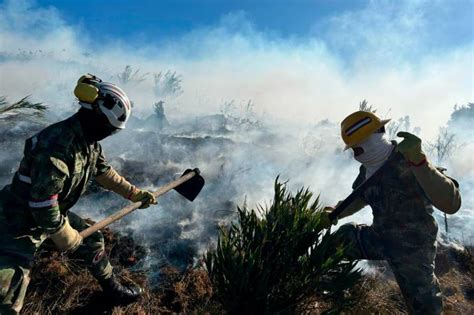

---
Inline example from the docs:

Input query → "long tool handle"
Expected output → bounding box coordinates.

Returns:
[328,152,404,221]
[328,188,361,222]
[80,170,198,239]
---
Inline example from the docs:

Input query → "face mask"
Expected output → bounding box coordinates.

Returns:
[353,132,393,178]
[89,122,121,141]
[78,108,121,142]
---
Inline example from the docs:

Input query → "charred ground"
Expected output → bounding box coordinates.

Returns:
[1,98,473,314]
[20,226,474,314]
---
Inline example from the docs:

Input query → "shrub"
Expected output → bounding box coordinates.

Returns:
[205,179,361,314]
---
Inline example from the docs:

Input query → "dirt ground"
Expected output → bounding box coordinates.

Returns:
[21,226,474,315]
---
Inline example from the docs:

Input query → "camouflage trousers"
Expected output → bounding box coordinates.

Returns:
[0,200,113,314]
[333,222,442,315]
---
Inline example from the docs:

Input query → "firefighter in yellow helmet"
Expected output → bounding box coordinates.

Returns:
[321,110,461,315]
[0,74,157,314]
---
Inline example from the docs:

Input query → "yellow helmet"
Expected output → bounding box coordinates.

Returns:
[341,111,390,149]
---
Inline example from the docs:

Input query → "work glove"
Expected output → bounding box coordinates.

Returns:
[395,132,426,164]
[50,218,83,253]
[128,188,157,209]
[320,206,338,230]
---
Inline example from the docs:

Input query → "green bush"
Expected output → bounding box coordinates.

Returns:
[205,179,360,314]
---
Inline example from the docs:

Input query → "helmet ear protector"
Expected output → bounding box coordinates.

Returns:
[74,74,102,104]
[75,74,131,129]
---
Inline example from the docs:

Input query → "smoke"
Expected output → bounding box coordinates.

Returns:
[0,0,473,280]
[1,0,472,135]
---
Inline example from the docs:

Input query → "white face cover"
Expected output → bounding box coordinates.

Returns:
[353,132,394,178]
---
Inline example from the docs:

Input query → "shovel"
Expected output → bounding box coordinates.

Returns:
[80,168,205,239]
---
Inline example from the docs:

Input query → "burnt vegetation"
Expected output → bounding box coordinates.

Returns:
[20,222,474,314]
[1,95,473,314]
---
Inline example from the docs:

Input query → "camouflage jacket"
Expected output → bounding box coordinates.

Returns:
[352,148,441,249]
[5,113,111,233]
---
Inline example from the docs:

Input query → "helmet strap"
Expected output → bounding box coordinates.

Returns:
[79,100,102,115]
[77,107,118,143]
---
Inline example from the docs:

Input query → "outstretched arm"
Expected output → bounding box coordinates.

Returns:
[95,147,157,209]
[336,197,368,219]
[321,197,367,229]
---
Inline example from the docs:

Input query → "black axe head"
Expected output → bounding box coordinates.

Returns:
[174,168,205,201]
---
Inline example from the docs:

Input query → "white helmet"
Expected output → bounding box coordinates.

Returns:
[75,74,132,129]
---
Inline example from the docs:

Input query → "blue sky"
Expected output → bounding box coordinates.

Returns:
[0,0,472,136]
[34,0,473,58]
[36,0,366,39]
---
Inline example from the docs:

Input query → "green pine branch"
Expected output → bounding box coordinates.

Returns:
[205,178,361,314]
[0,96,47,117]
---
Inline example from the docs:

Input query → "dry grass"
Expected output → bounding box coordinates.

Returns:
[298,244,474,315]
[20,225,474,315]
[347,274,407,314]
[21,224,221,315]
[438,245,474,314]
[345,244,474,315]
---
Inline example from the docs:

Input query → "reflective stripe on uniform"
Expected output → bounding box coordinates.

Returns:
[18,174,32,184]
[31,135,38,150]
[28,194,58,208]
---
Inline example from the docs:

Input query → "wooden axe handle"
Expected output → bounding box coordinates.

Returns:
[80,170,197,239]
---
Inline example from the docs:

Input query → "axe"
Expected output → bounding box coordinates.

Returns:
[80,168,205,239]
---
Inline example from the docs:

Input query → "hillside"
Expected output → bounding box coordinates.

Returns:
[21,226,474,314]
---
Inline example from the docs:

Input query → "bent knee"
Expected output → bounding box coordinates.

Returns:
[334,222,358,239]
[330,222,359,249]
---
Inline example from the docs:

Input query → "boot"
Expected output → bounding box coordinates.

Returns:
[98,273,143,304]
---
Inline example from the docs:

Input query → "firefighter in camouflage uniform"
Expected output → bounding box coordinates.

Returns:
[0,74,157,314]
[321,111,462,315]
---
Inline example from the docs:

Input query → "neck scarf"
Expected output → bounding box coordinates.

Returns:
[354,133,394,178]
